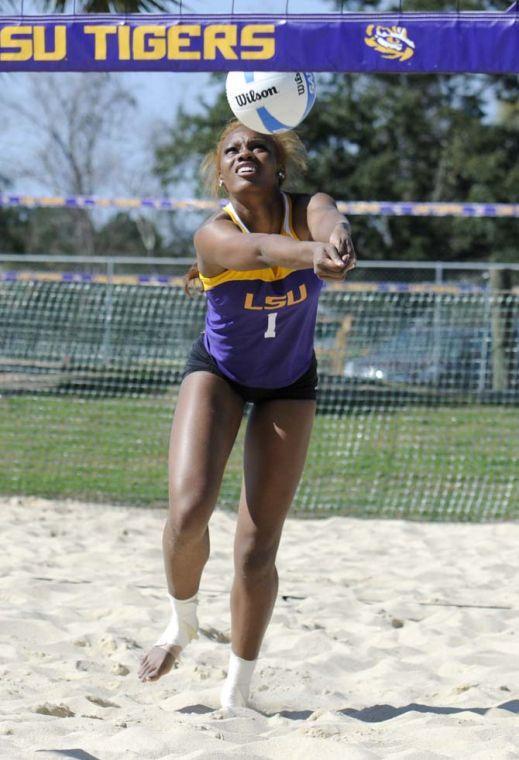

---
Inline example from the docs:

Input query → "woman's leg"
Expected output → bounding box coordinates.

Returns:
[138,371,245,682]
[222,399,316,703]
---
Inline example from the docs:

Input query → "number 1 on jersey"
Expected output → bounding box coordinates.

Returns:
[264,312,278,339]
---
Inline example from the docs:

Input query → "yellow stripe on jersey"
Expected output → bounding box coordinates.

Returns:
[284,194,299,240]
[199,265,295,291]
[198,193,301,292]
[223,203,249,234]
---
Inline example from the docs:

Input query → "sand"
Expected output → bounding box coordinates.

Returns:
[0,496,517,760]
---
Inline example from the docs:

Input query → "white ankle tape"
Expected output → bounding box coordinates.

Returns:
[154,593,199,653]
[220,651,257,709]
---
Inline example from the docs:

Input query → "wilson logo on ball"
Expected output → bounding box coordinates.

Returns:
[235,86,279,107]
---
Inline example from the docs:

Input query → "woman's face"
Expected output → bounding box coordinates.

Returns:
[219,126,280,195]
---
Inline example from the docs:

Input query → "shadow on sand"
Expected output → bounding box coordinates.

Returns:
[36,750,102,760]
[36,700,518,759]
[177,698,519,722]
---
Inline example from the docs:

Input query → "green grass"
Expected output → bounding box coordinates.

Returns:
[1,392,518,520]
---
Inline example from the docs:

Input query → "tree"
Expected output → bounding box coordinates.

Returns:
[153,0,518,265]
[96,212,157,256]
[10,1,178,11]
[297,72,517,264]
[0,175,29,254]
[2,0,182,256]
[0,73,140,255]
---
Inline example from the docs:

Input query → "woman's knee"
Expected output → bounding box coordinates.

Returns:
[165,491,214,544]
[235,535,279,580]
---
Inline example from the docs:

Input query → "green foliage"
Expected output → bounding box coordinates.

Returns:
[96,212,160,256]
[0,208,27,254]
[153,0,518,263]
[40,1,177,11]
[0,205,174,258]
[95,211,193,257]
[295,73,518,262]
[0,176,29,253]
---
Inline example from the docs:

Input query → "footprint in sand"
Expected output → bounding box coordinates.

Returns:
[86,695,121,709]
[75,660,103,672]
[33,703,75,718]
[200,626,230,643]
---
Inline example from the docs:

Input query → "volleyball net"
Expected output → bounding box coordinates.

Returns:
[1,270,518,520]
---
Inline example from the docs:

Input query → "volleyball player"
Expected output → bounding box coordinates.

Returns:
[138,120,356,709]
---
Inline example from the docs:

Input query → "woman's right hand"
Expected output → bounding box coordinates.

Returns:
[311,242,350,281]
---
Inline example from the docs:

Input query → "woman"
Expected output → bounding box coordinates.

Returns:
[138,120,356,709]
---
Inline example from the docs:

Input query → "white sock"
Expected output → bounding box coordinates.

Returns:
[154,593,199,653]
[220,651,257,709]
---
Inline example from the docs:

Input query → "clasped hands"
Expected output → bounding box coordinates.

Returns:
[312,224,357,282]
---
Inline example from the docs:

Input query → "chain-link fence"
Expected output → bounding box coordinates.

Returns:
[1,256,518,520]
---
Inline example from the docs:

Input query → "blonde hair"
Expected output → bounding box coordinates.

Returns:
[185,120,308,294]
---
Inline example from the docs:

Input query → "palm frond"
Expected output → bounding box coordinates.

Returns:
[37,1,181,13]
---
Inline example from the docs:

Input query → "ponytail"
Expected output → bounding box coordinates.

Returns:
[183,262,203,296]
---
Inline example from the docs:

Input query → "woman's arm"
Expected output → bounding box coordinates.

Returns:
[306,192,356,273]
[194,217,348,281]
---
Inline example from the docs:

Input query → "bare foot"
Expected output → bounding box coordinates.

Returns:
[138,644,182,683]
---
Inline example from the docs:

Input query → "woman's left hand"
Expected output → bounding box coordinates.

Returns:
[329,223,356,275]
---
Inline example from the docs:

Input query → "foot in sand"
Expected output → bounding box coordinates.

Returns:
[138,644,182,682]
[138,594,199,682]
[220,681,249,709]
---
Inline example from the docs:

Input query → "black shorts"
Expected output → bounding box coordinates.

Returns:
[182,334,318,404]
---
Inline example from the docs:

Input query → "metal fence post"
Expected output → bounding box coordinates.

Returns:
[490,267,513,392]
[100,257,114,362]
[432,263,443,377]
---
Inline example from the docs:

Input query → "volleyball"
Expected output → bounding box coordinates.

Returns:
[225,71,317,134]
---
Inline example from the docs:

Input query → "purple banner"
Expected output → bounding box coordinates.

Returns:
[0,12,517,73]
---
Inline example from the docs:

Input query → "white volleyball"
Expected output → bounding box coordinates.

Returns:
[225,71,317,134]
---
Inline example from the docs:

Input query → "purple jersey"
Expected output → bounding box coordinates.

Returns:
[199,193,323,388]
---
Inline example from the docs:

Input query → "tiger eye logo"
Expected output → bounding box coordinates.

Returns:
[364,24,415,62]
